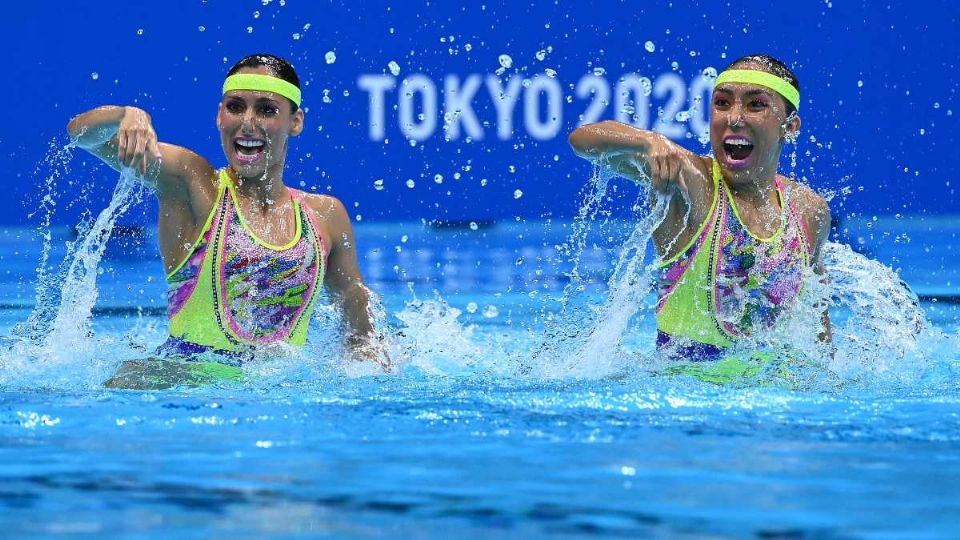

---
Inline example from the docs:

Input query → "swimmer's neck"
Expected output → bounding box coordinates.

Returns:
[723,169,779,207]
[229,166,291,210]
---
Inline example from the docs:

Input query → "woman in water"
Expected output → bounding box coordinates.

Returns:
[569,54,832,372]
[67,54,387,387]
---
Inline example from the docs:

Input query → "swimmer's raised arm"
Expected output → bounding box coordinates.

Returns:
[305,195,390,371]
[67,105,214,196]
[568,120,708,196]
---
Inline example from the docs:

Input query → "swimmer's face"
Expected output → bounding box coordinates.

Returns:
[710,67,800,181]
[217,66,304,179]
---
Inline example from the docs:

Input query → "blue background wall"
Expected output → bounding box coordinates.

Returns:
[4,0,958,226]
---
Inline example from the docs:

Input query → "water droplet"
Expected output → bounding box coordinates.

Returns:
[701,67,717,81]
[644,41,656,53]
[90,72,99,80]
[857,80,863,88]
[498,54,513,69]
[434,174,443,184]
[373,179,384,191]
[639,77,652,96]
[388,61,400,76]
[406,179,415,188]
[513,189,523,199]
[469,221,478,230]
[136,28,144,36]
[292,32,301,40]
[325,51,337,64]
[198,25,206,32]
[593,67,606,76]
[466,302,478,313]
[545,68,557,78]
[482,305,499,318]
[535,49,547,61]
[246,26,254,34]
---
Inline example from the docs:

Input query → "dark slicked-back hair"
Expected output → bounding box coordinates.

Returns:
[226,53,301,113]
[724,54,800,115]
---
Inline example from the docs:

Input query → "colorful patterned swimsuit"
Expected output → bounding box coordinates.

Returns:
[159,169,327,360]
[655,160,813,360]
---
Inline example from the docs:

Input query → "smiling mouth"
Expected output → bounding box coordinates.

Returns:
[723,138,754,162]
[234,138,265,164]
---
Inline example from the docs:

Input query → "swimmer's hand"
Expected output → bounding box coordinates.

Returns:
[116,107,163,176]
[627,133,695,196]
[348,334,393,373]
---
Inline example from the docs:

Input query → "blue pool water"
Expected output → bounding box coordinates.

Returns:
[1,204,959,538]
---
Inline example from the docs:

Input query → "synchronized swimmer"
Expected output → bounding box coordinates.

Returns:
[68,54,388,387]
[67,52,831,385]
[570,54,832,363]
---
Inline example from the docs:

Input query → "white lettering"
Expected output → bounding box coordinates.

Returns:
[688,75,714,142]
[485,75,524,140]
[357,74,396,141]
[524,75,562,140]
[398,74,437,142]
[443,74,484,141]
[652,73,686,139]
[614,74,651,129]
[575,75,610,126]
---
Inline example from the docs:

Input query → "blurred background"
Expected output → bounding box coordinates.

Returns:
[4,0,957,228]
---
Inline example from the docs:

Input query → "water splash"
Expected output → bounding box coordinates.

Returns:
[2,152,145,390]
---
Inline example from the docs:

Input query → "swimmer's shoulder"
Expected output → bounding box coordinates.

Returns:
[154,144,218,199]
[778,176,830,218]
[293,190,353,236]
[778,175,831,253]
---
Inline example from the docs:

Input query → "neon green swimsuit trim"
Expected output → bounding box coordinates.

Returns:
[715,69,800,111]
[656,161,731,348]
[167,170,324,352]
[223,73,302,107]
[723,176,786,243]
[223,178,303,251]
[665,354,770,384]
[188,361,245,383]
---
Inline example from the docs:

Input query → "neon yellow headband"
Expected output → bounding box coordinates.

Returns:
[222,73,302,107]
[714,69,800,111]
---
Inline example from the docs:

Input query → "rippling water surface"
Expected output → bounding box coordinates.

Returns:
[1,164,959,538]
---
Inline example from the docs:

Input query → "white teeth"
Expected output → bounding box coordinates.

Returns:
[236,139,264,148]
[726,138,752,146]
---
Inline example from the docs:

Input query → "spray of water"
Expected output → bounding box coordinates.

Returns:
[1,148,145,390]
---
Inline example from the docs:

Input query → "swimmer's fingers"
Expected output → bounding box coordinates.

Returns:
[148,138,162,161]
[651,156,672,194]
[116,128,128,166]
[676,169,689,194]
[667,159,682,192]
[134,132,149,175]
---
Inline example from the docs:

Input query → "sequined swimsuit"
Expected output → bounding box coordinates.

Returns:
[655,160,813,359]
[160,169,327,358]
